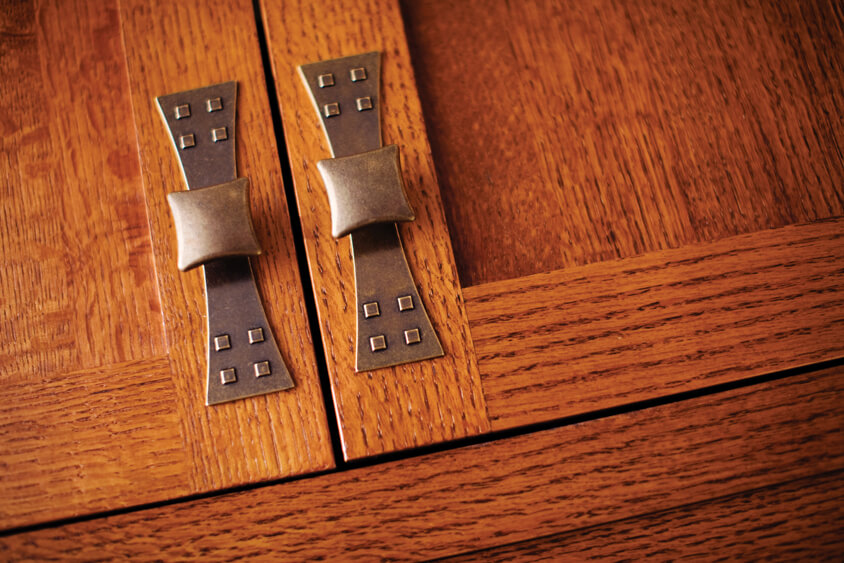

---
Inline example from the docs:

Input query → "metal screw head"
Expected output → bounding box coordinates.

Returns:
[363,302,380,318]
[211,127,228,142]
[248,328,265,344]
[175,104,191,119]
[178,134,195,149]
[397,295,414,311]
[214,334,231,351]
[323,102,340,118]
[404,328,421,345]
[220,368,237,384]
[253,361,271,377]
[369,335,387,352]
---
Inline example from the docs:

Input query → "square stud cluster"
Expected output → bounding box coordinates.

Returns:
[169,97,229,149]
[213,328,272,383]
[315,65,372,119]
[363,295,422,353]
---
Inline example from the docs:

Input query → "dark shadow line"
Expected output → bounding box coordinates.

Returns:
[250,0,346,467]
[4,356,842,537]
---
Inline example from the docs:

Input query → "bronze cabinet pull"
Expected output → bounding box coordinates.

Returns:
[167,178,262,272]
[300,52,444,372]
[157,81,294,405]
[316,145,415,238]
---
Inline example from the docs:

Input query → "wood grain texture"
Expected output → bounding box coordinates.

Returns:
[259,0,490,459]
[0,0,192,529]
[0,1,164,379]
[118,0,334,488]
[402,0,844,286]
[4,367,842,560]
[446,471,844,561]
[466,219,844,430]
[0,358,190,529]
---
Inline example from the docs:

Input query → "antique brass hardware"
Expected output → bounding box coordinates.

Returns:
[167,178,261,271]
[300,52,444,372]
[157,81,294,405]
[316,145,415,238]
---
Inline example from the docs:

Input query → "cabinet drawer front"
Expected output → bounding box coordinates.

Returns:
[0,0,333,529]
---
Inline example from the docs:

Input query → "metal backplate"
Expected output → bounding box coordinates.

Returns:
[204,258,294,405]
[352,224,443,371]
[157,82,295,405]
[299,51,381,158]
[300,52,444,372]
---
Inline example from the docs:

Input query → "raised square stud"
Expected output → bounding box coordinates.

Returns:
[211,127,228,142]
[175,104,190,119]
[323,102,340,118]
[350,67,367,82]
[220,368,237,385]
[214,334,231,351]
[207,97,223,112]
[397,295,414,311]
[369,335,387,352]
[248,327,265,344]
[356,97,373,111]
[318,73,335,88]
[363,302,380,319]
[253,361,271,377]
[404,328,421,345]
[178,134,195,149]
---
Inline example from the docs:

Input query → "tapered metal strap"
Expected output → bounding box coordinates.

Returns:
[157,81,294,405]
[300,52,444,371]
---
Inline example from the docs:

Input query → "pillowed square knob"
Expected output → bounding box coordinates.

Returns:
[167,177,262,271]
[316,145,415,238]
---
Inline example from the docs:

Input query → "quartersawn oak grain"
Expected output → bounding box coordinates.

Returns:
[0,2,164,380]
[4,367,842,559]
[403,0,844,286]
[0,358,188,528]
[119,0,334,488]
[466,219,844,430]
[0,0,190,529]
[446,471,844,561]
[258,0,490,459]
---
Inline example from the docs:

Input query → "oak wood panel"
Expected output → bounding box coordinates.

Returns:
[0,1,164,379]
[0,357,190,529]
[118,0,334,487]
[466,219,844,430]
[0,0,196,529]
[4,367,841,559]
[259,0,490,459]
[402,0,844,286]
[446,471,844,561]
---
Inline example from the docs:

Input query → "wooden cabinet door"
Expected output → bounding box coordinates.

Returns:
[259,0,843,457]
[0,0,333,529]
